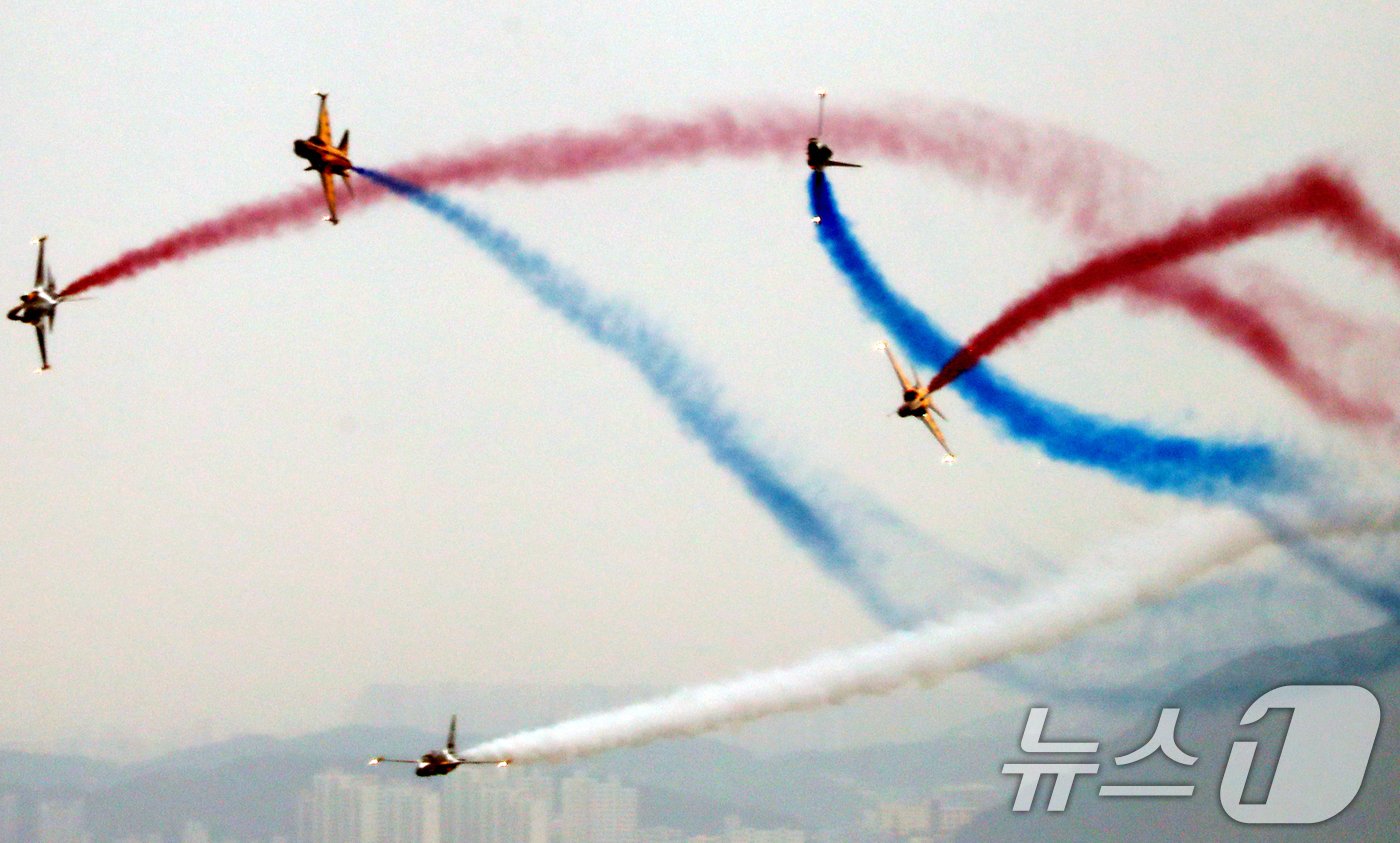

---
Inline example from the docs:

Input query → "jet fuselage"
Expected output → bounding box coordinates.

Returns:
[896,387,933,418]
[293,138,352,174]
[8,292,54,326]
[413,751,462,777]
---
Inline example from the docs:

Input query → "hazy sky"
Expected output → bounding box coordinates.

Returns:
[1,2,1396,750]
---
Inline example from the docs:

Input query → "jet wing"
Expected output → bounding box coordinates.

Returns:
[881,342,915,391]
[34,323,49,371]
[316,95,332,143]
[826,161,862,168]
[921,413,954,460]
[319,171,339,224]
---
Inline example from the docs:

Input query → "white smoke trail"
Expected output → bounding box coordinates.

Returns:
[463,505,1396,764]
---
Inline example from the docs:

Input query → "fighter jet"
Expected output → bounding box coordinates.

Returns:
[7,236,71,371]
[367,715,510,777]
[806,89,862,172]
[878,341,955,462]
[292,92,353,225]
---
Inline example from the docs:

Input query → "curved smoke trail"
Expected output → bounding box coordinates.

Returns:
[809,172,1400,622]
[461,507,1398,764]
[57,107,1397,680]
[355,168,1386,702]
[1118,266,1396,431]
[63,104,1397,442]
[807,172,1294,499]
[928,164,1400,401]
[62,103,1138,296]
[61,104,1398,444]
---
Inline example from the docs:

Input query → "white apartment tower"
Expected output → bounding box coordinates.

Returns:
[560,775,638,843]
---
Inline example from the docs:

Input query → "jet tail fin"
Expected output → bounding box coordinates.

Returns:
[446,715,457,752]
[339,129,350,154]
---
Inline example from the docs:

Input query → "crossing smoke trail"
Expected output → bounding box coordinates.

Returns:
[49,108,1399,707]
[461,508,1396,764]
[60,106,1397,661]
[354,167,1369,701]
[928,165,1400,402]
[810,173,1400,617]
[807,173,1292,499]
[1176,267,1400,440]
[62,104,1399,440]
[350,166,919,625]
[1119,268,1397,431]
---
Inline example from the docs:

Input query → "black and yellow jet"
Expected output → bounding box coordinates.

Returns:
[292,92,353,225]
[807,89,862,171]
[368,715,511,777]
[7,237,72,371]
[878,340,955,462]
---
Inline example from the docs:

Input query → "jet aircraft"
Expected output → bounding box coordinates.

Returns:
[292,92,353,225]
[368,715,510,777]
[878,341,955,462]
[7,236,72,371]
[806,89,862,172]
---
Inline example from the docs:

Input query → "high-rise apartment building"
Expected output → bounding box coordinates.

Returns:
[560,775,638,843]
[442,766,551,843]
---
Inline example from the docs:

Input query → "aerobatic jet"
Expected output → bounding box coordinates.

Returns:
[368,715,510,777]
[806,89,862,172]
[292,92,353,225]
[878,341,955,462]
[7,236,71,371]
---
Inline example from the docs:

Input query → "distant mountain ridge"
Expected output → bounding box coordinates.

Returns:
[0,722,854,838]
[954,621,1400,842]
[2,623,1394,840]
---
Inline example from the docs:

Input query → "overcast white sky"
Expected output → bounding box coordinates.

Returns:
[0,2,1396,750]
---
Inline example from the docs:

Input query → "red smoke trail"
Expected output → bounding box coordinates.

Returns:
[1128,266,1393,425]
[61,104,1400,439]
[1172,262,1400,428]
[63,183,385,297]
[63,104,1150,296]
[928,165,1400,403]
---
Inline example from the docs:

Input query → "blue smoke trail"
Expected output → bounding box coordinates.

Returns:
[355,166,919,626]
[359,166,1390,705]
[808,172,1298,500]
[808,173,1400,621]
[1242,499,1400,617]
